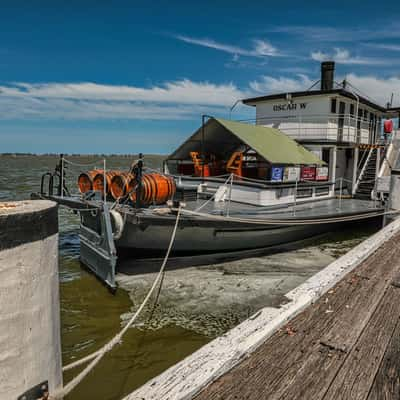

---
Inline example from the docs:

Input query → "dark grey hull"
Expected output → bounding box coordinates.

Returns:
[114,210,382,256]
[31,193,384,289]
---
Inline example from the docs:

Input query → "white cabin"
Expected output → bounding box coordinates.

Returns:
[242,61,400,197]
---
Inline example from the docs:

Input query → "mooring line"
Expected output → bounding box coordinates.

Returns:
[51,206,182,399]
[175,208,399,226]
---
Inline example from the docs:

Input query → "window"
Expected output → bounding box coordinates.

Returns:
[350,104,355,116]
[322,148,330,163]
[331,98,337,113]
[364,109,368,120]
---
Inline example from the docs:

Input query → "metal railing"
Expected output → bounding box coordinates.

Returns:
[240,113,382,144]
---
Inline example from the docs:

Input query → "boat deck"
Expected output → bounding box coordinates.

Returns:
[194,231,400,400]
[33,191,383,221]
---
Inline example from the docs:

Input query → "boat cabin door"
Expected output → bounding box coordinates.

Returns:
[337,101,345,142]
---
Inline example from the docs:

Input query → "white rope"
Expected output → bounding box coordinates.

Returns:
[176,207,394,226]
[195,173,233,212]
[63,157,105,168]
[51,206,182,399]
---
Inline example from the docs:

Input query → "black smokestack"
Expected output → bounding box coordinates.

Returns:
[320,61,335,91]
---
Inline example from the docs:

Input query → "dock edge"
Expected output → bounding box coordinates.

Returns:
[125,217,400,400]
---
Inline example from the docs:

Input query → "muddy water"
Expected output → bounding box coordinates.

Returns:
[0,155,378,400]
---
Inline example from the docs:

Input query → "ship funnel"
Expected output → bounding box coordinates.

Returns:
[320,61,335,91]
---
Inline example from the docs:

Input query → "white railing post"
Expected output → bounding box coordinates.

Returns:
[226,173,233,217]
[293,179,298,216]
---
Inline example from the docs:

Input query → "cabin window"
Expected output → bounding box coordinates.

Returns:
[322,148,330,163]
[350,104,355,116]
[331,98,337,113]
[363,110,368,120]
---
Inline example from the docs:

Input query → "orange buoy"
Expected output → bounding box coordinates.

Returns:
[110,172,136,199]
[129,173,176,205]
[77,169,102,193]
[92,171,120,194]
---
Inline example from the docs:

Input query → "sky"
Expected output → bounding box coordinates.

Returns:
[1,0,400,154]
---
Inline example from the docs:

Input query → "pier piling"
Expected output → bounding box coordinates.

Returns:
[0,200,62,400]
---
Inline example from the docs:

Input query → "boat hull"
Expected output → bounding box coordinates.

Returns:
[114,213,381,256]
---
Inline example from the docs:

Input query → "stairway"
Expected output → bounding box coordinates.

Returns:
[354,148,378,200]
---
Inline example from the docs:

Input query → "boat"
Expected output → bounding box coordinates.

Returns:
[32,61,400,289]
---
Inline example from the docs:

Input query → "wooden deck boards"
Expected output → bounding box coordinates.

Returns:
[194,235,400,400]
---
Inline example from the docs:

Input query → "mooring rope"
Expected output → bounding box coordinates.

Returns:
[175,207,396,226]
[62,157,105,168]
[51,206,182,399]
[195,173,234,212]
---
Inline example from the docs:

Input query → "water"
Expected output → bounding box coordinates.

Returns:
[0,154,379,399]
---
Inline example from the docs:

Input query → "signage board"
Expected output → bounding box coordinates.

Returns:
[316,167,329,181]
[283,166,300,182]
[271,166,283,182]
[301,166,316,181]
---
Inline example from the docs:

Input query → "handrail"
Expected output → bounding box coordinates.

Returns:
[353,147,374,195]
[238,113,382,143]
[378,129,400,178]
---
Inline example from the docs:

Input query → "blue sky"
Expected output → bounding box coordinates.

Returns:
[1,0,400,154]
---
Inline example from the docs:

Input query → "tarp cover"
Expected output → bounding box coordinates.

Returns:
[167,117,325,165]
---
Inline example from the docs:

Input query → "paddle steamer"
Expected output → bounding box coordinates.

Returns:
[33,61,400,289]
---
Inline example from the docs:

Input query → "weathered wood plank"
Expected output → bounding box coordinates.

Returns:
[195,236,400,400]
[366,313,400,399]
[269,248,400,400]
[323,284,400,400]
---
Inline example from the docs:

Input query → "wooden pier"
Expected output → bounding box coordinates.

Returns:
[194,233,400,400]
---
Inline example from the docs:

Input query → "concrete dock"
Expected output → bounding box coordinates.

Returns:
[0,200,62,400]
[127,217,400,400]
[195,231,400,400]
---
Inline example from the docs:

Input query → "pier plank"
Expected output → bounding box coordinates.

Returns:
[323,284,400,400]
[266,246,400,400]
[367,313,400,399]
[194,236,400,400]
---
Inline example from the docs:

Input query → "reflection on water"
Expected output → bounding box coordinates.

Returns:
[0,155,379,400]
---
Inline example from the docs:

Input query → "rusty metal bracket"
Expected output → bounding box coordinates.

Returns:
[17,381,49,400]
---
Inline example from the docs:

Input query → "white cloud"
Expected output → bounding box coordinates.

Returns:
[250,73,400,107]
[174,35,279,57]
[249,74,314,94]
[0,80,245,106]
[342,74,400,106]
[2,72,399,122]
[310,48,386,65]
[269,25,400,42]
[365,43,400,52]
[0,79,248,120]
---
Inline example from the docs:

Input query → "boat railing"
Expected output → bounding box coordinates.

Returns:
[239,113,382,144]
[222,175,364,217]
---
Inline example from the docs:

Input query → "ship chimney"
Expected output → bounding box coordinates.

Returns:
[320,61,335,91]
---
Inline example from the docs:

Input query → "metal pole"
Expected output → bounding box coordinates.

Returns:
[135,153,143,209]
[103,159,107,203]
[201,115,205,181]
[293,179,298,216]
[339,177,343,211]
[60,154,64,198]
[229,99,241,120]
[227,173,233,217]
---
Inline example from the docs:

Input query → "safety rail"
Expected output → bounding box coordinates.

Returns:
[219,175,375,218]
[353,147,374,195]
[239,113,382,144]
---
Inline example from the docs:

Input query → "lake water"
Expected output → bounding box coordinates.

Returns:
[0,154,379,400]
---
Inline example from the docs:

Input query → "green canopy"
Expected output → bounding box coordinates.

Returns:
[167,117,325,165]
